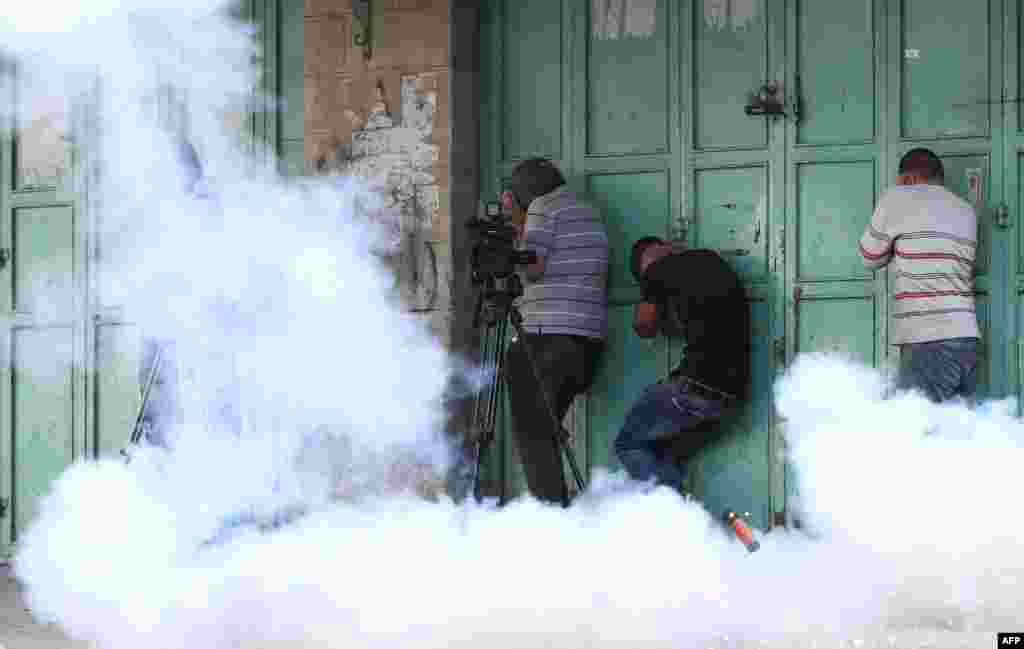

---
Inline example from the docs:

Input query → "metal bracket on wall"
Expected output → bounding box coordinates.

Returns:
[352,0,372,60]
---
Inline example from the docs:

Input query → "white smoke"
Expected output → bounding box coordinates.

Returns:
[2,3,1022,649]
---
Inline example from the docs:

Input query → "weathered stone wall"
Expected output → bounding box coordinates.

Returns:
[305,0,452,343]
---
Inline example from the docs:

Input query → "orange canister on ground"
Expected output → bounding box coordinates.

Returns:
[723,509,760,553]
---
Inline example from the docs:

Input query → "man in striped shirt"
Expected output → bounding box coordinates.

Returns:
[505,158,609,505]
[858,148,981,403]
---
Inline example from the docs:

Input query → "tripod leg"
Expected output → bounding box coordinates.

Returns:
[470,317,508,503]
[130,343,164,446]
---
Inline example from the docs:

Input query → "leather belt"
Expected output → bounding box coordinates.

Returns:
[666,371,736,402]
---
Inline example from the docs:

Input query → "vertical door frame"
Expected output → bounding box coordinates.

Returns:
[0,59,12,554]
[1005,0,1022,411]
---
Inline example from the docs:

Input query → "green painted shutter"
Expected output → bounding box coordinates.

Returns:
[480,0,1018,528]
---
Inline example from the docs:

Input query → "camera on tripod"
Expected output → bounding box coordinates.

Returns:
[467,197,537,329]
[464,195,587,505]
[468,199,537,282]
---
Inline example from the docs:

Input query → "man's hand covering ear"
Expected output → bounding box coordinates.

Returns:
[633,302,659,338]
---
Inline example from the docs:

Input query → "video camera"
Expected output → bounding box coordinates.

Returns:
[467,199,537,282]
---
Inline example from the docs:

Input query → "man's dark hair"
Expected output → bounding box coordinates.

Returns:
[509,157,566,209]
[898,148,944,183]
[630,236,666,282]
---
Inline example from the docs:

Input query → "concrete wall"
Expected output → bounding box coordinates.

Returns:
[304,0,455,343]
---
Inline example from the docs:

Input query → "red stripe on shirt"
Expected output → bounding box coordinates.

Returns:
[858,242,889,260]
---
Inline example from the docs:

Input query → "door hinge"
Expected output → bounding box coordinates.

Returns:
[995,202,1011,230]
[773,337,786,367]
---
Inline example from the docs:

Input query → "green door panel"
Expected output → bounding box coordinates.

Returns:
[798,296,877,364]
[587,0,668,155]
[688,298,772,530]
[796,161,876,282]
[901,0,990,138]
[13,206,74,316]
[796,0,874,145]
[1019,154,1024,275]
[693,0,768,150]
[585,303,668,472]
[12,327,74,539]
[94,323,141,456]
[585,171,671,302]
[278,0,304,144]
[694,166,769,281]
[502,0,563,160]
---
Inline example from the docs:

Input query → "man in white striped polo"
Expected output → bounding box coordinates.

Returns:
[858,148,981,403]
[506,158,609,505]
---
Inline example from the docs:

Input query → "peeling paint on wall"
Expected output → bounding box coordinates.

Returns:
[592,0,657,40]
[319,75,441,312]
[703,0,762,32]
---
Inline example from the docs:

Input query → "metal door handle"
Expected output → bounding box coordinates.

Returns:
[720,248,750,256]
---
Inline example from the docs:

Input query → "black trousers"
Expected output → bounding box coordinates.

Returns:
[505,334,602,505]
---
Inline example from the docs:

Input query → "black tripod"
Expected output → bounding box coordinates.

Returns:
[467,273,586,507]
[119,343,165,461]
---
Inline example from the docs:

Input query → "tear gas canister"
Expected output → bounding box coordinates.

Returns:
[723,509,760,553]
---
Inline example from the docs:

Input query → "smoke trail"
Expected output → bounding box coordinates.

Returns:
[2,3,1022,649]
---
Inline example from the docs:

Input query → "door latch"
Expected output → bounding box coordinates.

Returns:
[995,202,1011,230]
[0,248,8,270]
[0,497,7,519]
[744,77,802,123]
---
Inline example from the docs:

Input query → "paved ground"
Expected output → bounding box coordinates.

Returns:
[0,564,86,649]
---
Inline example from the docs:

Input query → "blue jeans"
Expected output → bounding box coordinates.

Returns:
[896,337,980,404]
[614,381,726,491]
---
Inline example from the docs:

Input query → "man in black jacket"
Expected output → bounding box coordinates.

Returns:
[614,237,750,492]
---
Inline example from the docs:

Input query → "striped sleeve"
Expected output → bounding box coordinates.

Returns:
[859,197,893,270]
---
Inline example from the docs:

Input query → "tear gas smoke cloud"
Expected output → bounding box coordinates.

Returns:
[2,3,1022,649]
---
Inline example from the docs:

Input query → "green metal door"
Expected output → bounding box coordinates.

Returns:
[681,1,782,529]
[480,0,1018,526]
[480,0,782,526]
[0,2,304,558]
[0,69,87,555]
[780,0,1013,520]
[1009,0,1024,411]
